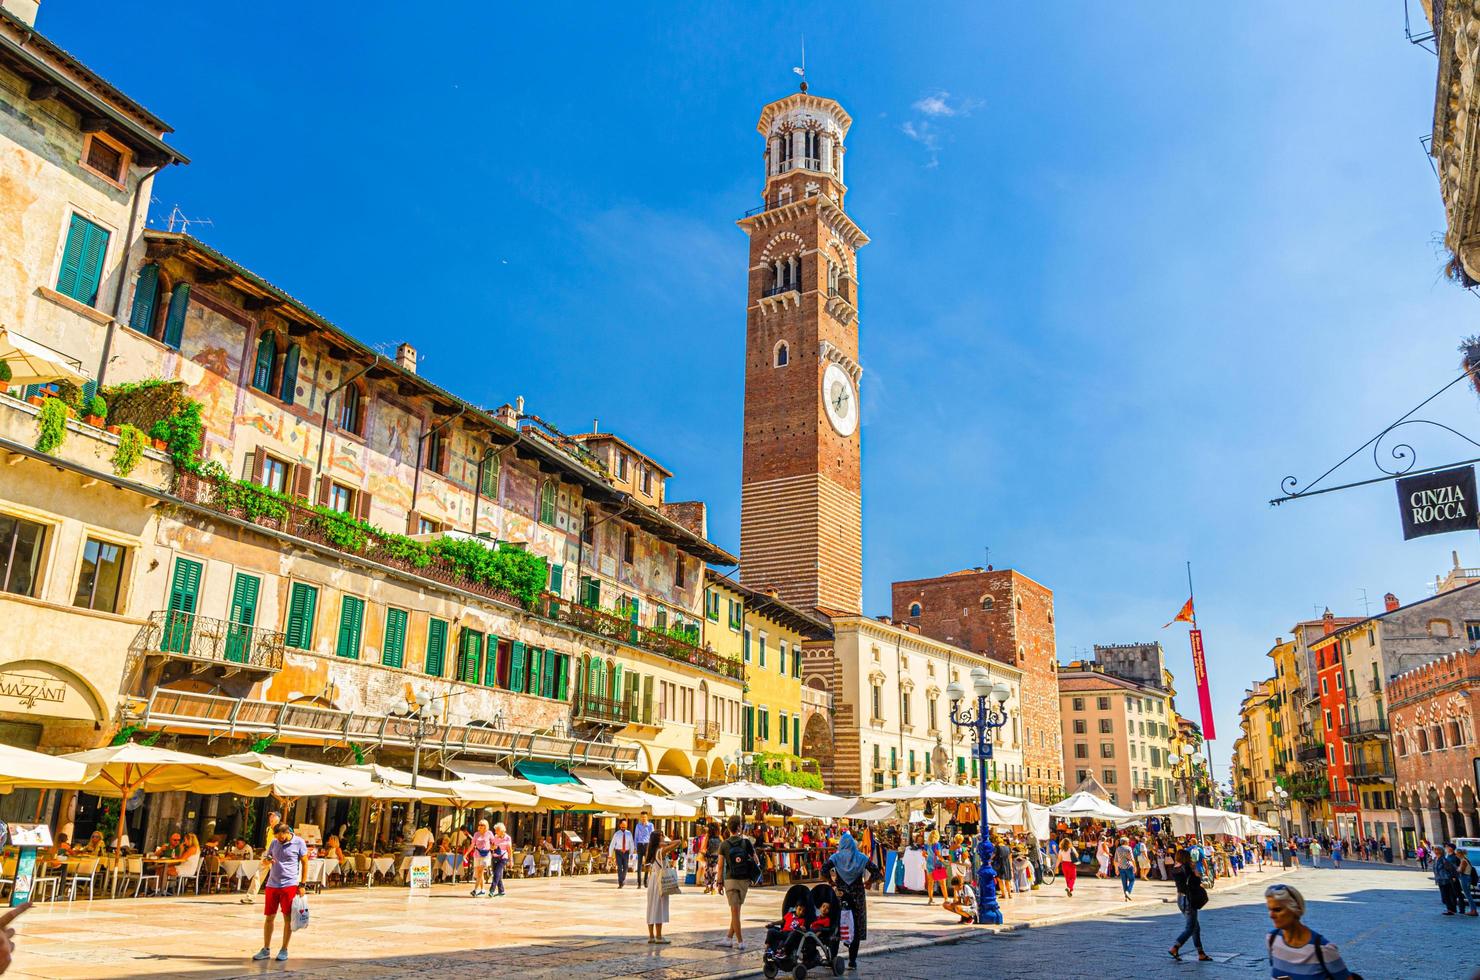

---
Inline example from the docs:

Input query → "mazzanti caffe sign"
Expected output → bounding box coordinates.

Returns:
[1397,465,1479,540]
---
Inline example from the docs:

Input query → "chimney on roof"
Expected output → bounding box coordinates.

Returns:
[395,343,417,375]
[1384,592,1399,612]
[1,1,39,27]
[592,418,599,434]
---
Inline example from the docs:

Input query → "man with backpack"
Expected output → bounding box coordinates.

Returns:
[721,815,760,951]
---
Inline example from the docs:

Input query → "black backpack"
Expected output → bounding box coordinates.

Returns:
[725,836,759,882]
[1266,929,1362,980]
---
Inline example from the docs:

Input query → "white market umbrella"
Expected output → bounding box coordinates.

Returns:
[678,779,808,803]
[0,327,88,386]
[785,797,897,822]
[1048,790,1133,821]
[865,779,979,802]
[218,752,375,797]
[0,742,87,790]
[59,744,274,798]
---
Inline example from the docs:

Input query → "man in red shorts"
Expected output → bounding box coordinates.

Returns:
[253,822,308,962]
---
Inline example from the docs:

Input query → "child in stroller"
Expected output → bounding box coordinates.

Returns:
[763,882,845,979]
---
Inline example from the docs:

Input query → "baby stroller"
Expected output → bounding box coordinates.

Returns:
[763,882,845,979]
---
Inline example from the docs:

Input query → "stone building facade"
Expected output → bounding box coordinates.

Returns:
[1092,642,1168,691]
[1058,662,1177,809]
[1422,0,1480,285]
[807,614,1023,798]
[893,568,1063,803]
[737,88,866,615]
[1390,648,1480,846]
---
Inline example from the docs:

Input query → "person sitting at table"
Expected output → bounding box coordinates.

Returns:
[228,839,253,859]
[322,835,346,863]
[166,833,201,878]
[77,831,106,857]
[154,833,183,860]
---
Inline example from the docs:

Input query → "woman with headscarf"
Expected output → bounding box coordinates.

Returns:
[1264,882,1354,978]
[826,831,881,972]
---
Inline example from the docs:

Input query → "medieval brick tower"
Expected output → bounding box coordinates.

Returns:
[738,86,867,615]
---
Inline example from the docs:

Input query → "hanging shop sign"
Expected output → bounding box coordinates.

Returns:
[1396,465,1477,540]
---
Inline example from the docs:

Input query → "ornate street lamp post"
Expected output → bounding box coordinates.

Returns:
[1267,786,1291,866]
[946,666,1012,925]
[390,687,435,838]
[1177,742,1204,844]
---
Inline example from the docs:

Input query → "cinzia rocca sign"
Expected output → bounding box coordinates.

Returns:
[1397,465,1478,540]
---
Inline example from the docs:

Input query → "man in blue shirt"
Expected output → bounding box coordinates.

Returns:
[633,812,654,887]
[254,823,308,963]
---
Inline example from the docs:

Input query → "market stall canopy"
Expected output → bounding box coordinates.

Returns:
[1133,804,1244,837]
[441,760,511,782]
[572,769,659,813]
[1069,774,1112,800]
[57,744,275,798]
[349,763,464,796]
[1048,791,1133,821]
[783,797,898,822]
[864,780,979,801]
[218,752,375,798]
[0,742,88,791]
[0,327,88,386]
[648,773,704,798]
[676,779,809,803]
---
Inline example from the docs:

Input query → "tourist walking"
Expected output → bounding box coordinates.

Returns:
[238,810,280,905]
[826,831,882,972]
[1456,849,1480,917]
[488,822,512,897]
[608,819,636,889]
[1434,842,1464,915]
[1330,838,1342,869]
[1417,840,1430,871]
[634,812,655,888]
[1309,838,1323,869]
[644,830,682,944]
[700,822,722,894]
[1114,837,1136,901]
[1095,837,1111,878]
[467,819,494,896]
[1169,847,1212,963]
[1057,835,1079,896]
[721,814,760,951]
[252,822,307,963]
[923,830,947,905]
[1264,883,1355,979]
[991,834,1013,899]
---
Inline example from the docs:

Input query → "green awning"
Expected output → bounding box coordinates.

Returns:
[514,760,578,785]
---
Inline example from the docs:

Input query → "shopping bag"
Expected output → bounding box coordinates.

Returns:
[290,893,310,931]
[660,867,682,897]
[839,909,854,944]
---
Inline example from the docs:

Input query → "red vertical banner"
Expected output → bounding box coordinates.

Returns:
[1188,629,1217,741]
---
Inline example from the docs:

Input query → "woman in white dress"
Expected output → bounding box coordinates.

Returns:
[1096,837,1111,878]
[645,830,683,944]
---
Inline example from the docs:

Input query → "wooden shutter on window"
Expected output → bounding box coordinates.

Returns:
[243,449,260,485]
[555,654,569,700]
[610,663,623,703]
[383,608,407,669]
[336,595,364,658]
[291,464,312,500]
[285,582,317,650]
[483,636,500,687]
[316,475,331,507]
[626,672,640,722]
[278,343,300,405]
[161,284,190,348]
[509,641,526,693]
[355,490,372,522]
[641,675,654,724]
[56,214,109,306]
[424,618,447,676]
[406,511,421,535]
[128,263,159,334]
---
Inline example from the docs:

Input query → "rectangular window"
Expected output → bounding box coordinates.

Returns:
[1098,718,1112,734]
[675,555,686,588]
[1075,742,1088,759]
[82,133,128,184]
[1072,697,1084,711]
[382,607,407,668]
[622,528,635,564]
[1102,768,1117,785]
[889,746,897,771]
[55,214,110,307]
[1073,719,1087,734]
[759,635,767,667]
[480,455,499,497]
[284,582,318,650]
[728,599,742,630]
[549,563,563,597]
[258,454,288,494]
[161,557,202,653]
[72,537,125,612]
[743,628,752,662]
[793,715,800,750]
[1097,696,1110,710]
[779,640,788,675]
[581,576,601,608]
[780,711,789,745]
[336,595,365,658]
[743,705,754,751]
[1336,673,1344,691]
[1100,742,1115,758]
[1321,677,1328,695]
[224,572,260,663]
[706,590,720,621]
[928,697,938,732]
[328,483,354,514]
[793,646,802,678]
[425,617,447,676]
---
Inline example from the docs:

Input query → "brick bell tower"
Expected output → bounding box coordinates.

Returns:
[738,84,867,615]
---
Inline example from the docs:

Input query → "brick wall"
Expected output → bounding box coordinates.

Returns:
[893,568,1063,801]
[1389,648,1480,839]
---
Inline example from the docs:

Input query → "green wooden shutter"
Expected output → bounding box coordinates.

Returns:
[610,663,622,703]
[161,283,190,348]
[543,650,558,697]
[555,654,569,700]
[641,674,654,724]
[509,641,526,693]
[793,716,801,751]
[225,572,260,663]
[425,618,447,676]
[251,332,275,391]
[483,637,501,687]
[457,629,482,683]
[278,343,300,405]
[336,595,365,658]
[383,608,407,668]
[128,263,158,334]
[549,563,563,595]
[744,706,754,751]
[480,455,499,497]
[162,557,202,653]
[56,214,109,306]
[285,582,317,650]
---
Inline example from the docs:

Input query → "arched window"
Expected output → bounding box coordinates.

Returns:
[539,480,557,524]
[774,341,790,367]
[908,602,921,617]
[1418,728,1430,752]
[337,382,364,435]
[251,330,276,392]
[980,595,994,610]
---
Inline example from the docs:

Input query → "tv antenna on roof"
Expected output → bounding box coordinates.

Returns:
[793,34,806,91]
[161,204,213,236]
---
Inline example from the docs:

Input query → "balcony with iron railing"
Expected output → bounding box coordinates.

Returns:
[573,693,629,726]
[694,720,721,748]
[1347,757,1395,781]
[131,610,285,675]
[1338,717,1390,741]
[764,280,802,298]
[1329,791,1360,807]
[1296,742,1326,764]
[542,594,743,681]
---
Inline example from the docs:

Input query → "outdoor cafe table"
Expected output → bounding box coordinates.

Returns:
[436,853,465,881]
[220,858,254,889]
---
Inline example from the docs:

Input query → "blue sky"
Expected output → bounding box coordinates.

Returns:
[47,3,1480,782]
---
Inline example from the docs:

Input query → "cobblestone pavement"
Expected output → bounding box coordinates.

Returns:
[6,860,1294,979]
[841,863,1477,980]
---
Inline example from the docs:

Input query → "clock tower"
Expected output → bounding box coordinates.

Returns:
[738,86,867,614]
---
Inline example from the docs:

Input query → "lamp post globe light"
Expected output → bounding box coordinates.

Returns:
[389,687,434,837]
[1176,742,1205,845]
[946,667,1013,925]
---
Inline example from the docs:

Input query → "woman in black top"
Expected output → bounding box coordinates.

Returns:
[1169,847,1212,962]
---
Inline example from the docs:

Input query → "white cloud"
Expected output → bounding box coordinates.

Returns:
[902,91,980,167]
[912,91,982,118]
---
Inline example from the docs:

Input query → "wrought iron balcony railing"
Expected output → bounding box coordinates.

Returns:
[1296,743,1326,763]
[133,610,285,672]
[694,721,721,748]
[1338,718,1390,741]
[574,693,628,725]
[543,594,742,680]
[1346,758,1395,781]
[764,281,801,297]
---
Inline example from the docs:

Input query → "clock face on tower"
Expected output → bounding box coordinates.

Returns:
[821,362,858,437]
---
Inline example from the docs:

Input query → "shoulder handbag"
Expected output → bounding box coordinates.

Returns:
[660,865,681,897]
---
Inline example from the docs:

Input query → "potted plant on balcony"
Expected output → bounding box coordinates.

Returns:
[33,396,70,454]
[82,394,108,428]
[0,359,10,387]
